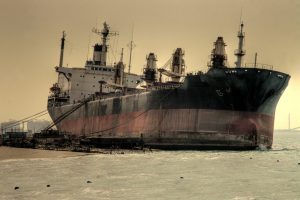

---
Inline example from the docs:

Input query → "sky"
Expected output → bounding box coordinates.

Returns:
[0,0,299,129]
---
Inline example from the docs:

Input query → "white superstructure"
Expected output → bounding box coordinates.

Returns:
[49,22,141,105]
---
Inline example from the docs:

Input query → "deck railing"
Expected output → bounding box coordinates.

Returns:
[244,63,273,70]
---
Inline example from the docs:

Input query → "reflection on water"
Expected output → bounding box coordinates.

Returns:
[0,131,299,200]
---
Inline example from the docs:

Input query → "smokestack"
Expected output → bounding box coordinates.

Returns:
[210,37,227,68]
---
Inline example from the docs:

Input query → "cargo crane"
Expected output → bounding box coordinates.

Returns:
[157,48,186,83]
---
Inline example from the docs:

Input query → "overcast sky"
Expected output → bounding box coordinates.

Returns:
[0,0,299,129]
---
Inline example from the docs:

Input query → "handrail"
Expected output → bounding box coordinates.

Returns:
[244,63,273,70]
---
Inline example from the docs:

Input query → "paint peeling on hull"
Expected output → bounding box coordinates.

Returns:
[48,69,289,150]
[54,109,274,149]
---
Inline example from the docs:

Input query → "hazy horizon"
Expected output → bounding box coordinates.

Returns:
[0,0,299,129]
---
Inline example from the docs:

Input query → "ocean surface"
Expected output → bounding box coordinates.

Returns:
[0,131,300,200]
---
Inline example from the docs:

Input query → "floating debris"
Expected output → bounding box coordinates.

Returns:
[87,181,92,183]
[47,184,51,187]
[14,186,19,190]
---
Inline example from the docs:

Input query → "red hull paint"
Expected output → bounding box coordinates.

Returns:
[56,109,274,148]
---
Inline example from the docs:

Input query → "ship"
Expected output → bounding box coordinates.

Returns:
[46,22,290,150]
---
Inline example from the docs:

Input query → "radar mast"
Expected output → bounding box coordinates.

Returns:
[235,23,246,68]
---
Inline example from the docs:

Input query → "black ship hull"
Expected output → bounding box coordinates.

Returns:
[48,68,290,149]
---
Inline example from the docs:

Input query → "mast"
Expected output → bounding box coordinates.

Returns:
[235,23,245,68]
[254,52,258,68]
[100,22,109,66]
[127,27,135,74]
[120,48,124,62]
[59,31,66,67]
[92,22,118,66]
[92,22,110,66]
[128,40,134,73]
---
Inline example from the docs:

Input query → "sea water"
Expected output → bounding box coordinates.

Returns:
[0,131,300,200]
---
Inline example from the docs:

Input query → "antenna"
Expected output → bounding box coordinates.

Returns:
[239,7,243,24]
[127,24,136,74]
[92,22,119,66]
[254,52,257,67]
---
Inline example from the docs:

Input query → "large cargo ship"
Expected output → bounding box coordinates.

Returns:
[47,22,290,150]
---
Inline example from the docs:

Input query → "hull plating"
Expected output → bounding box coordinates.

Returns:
[55,109,273,148]
[48,68,290,149]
